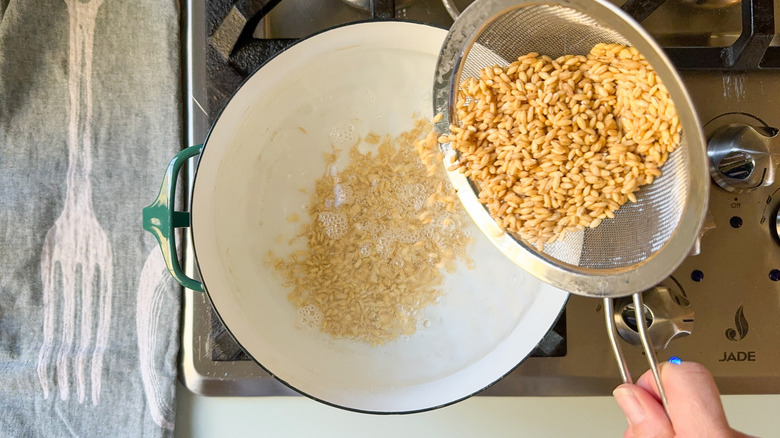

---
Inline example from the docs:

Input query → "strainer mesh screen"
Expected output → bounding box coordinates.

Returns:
[458,4,690,270]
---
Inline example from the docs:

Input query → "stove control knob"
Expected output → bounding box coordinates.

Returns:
[613,280,694,350]
[708,123,779,193]
[775,209,780,241]
[689,209,716,256]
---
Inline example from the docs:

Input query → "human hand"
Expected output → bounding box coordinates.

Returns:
[613,360,753,438]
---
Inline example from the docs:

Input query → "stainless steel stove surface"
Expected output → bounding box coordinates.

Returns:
[181,0,780,397]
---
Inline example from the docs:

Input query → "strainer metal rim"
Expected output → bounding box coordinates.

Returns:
[432,0,710,298]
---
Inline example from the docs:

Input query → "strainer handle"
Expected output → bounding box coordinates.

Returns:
[632,292,670,414]
[604,294,670,416]
[604,297,632,383]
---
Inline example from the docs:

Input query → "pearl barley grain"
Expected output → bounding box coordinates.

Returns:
[441,43,681,248]
[270,119,472,345]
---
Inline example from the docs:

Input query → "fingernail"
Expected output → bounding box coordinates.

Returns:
[669,356,682,365]
[613,387,645,425]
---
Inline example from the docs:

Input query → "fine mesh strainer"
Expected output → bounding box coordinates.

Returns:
[433,0,709,411]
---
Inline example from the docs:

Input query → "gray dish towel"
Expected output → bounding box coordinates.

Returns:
[0,1,182,436]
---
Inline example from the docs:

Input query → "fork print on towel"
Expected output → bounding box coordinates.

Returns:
[37,0,113,406]
[136,249,176,430]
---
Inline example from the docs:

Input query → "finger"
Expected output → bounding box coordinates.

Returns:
[635,360,672,396]
[635,361,666,402]
[636,361,732,437]
[614,383,674,438]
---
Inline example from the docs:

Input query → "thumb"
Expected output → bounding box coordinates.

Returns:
[637,361,735,437]
[614,384,674,438]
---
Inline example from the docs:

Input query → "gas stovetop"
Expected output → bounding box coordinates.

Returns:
[181,0,780,397]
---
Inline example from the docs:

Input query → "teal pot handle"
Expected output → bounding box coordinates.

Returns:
[142,144,205,292]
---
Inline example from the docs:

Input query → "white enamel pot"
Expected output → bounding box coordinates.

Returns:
[143,21,568,413]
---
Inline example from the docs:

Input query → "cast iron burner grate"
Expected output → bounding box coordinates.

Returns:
[199,0,780,364]
[209,306,567,361]
[201,0,569,363]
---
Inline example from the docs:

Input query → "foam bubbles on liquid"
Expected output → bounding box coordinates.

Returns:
[332,182,351,207]
[329,120,360,149]
[375,239,391,258]
[422,225,446,249]
[398,227,423,244]
[297,303,323,329]
[396,183,426,211]
[318,211,348,240]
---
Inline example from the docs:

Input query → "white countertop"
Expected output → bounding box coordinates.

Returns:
[175,382,780,437]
